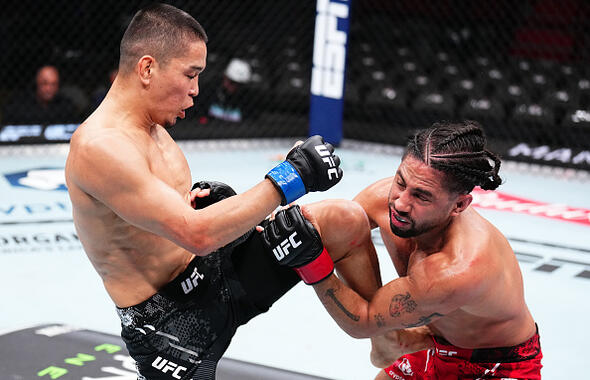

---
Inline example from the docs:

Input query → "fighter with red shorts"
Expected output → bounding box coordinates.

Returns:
[258,122,542,380]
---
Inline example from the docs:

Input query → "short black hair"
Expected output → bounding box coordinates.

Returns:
[119,3,208,73]
[404,121,502,194]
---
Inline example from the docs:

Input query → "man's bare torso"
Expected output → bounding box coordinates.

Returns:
[362,178,535,348]
[65,106,195,307]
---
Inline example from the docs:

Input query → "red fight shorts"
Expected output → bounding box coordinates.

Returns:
[384,326,542,380]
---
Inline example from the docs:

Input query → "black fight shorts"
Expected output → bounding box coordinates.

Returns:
[116,231,300,380]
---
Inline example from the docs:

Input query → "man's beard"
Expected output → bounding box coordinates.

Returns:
[389,209,437,238]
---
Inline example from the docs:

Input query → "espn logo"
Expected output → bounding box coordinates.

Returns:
[272,232,302,261]
[311,0,350,99]
[152,356,187,379]
[315,144,339,181]
[181,266,205,294]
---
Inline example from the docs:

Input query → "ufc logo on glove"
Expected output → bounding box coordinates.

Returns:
[260,206,334,285]
[265,135,342,205]
[315,144,340,181]
[272,232,302,260]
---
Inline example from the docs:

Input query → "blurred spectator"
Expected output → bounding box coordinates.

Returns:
[2,65,78,125]
[194,58,256,123]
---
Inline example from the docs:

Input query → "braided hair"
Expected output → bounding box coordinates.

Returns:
[404,121,502,194]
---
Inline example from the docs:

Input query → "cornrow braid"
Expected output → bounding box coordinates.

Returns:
[404,121,503,193]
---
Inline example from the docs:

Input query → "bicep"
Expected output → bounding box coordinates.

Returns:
[368,270,463,330]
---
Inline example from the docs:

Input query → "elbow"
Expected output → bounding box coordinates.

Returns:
[189,242,215,257]
[341,320,376,339]
[347,329,371,339]
[185,231,217,256]
[168,216,217,256]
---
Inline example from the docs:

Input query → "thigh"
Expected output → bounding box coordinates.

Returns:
[229,230,300,314]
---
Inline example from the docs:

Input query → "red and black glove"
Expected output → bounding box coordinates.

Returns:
[259,205,333,285]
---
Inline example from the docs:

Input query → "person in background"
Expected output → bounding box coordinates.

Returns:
[2,65,78,125]
[196,58,255,123]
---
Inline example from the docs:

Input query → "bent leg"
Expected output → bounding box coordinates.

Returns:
[229,229,300,320]
[302,199,382,301]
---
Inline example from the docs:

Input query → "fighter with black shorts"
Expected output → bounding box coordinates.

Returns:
[65,5,346,379]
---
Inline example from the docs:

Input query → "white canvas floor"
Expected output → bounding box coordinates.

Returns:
[0,139,588,379]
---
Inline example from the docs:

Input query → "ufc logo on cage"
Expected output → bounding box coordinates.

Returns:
[152,356,187,379]
[311,0,350,99]
[273,232,302,261]
[181,266,205,294]
[315,144,339,180]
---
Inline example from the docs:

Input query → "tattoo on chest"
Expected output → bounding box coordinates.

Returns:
[402,313,444,328]
[389,292,417,317]
[325,289,360,322]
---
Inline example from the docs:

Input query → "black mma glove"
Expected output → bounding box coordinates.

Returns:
[191,180,238,209]
[259,205,333,285]
[191,180,253,248]
[266,135,343,205]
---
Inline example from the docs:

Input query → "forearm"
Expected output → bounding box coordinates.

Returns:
[312,274,376,338]
[180,179,281,255]
[312,273,440,338]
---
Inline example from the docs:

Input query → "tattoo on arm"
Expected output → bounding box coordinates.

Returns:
[402,313,443,328]
[374,313,386,328]
[325,288,360,322]
[389,292,417,317]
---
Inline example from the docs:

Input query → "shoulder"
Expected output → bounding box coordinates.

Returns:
[68,122,147,181]
[72,121,134,152]
[419,212,503,298]
[407,247,483,313]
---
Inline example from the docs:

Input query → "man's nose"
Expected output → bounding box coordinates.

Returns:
[394,190,411,213]
[189,82,198,97]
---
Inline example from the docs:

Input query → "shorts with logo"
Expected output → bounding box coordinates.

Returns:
[384,325,542,380]
[116,230,300,380]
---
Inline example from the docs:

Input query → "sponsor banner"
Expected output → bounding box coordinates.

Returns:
[0,224,80,254]
[0,200,72,224]
[4,167,67,191]
[471,188,590,227]
[500,141,590,171]
[0,123,78,143]
[309,0,351,145]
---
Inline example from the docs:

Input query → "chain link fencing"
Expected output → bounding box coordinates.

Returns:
[1,0,589,169]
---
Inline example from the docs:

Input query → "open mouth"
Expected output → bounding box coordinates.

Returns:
[391,210,410,227]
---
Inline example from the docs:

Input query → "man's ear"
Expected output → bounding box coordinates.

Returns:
[450,193,472,217]
[137,55,155,86]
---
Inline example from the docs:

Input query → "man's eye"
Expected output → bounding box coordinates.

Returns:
[187,74,196,79]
